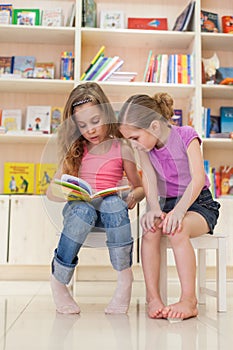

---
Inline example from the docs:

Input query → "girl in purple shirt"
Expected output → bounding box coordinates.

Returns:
[119,92,220,320]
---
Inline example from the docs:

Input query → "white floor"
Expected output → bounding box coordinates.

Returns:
[0,280,233,350]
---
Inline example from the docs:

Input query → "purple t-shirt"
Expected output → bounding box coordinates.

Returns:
[149,125,210,197]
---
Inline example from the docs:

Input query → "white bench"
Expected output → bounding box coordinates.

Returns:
[159,233,227,312]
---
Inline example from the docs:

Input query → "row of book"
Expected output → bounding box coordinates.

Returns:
[3,162,57,195]
[0,4,75,27]
[202,106,233,139]
[143,53,194,84]
[81,46,137,82]
[204,161,233,198]
[0,54,74,80]
[0,106,63,134]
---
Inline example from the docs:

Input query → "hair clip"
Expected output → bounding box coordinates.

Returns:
[72,98,92,108]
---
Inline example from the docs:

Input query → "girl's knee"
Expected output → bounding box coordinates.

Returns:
[64,201,97,226]
[100,196,129,227]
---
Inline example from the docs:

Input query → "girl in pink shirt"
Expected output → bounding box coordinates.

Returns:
[119,92,220,320]
[47,82,144,315]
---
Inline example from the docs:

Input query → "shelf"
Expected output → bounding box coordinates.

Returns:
[0,78,74,94]
[202,85,233,99]
[203,138,233,149]
[201,33,233,51]
[98,81,195,98]
[0,133,54,144]
[0,25,75,45]
[82,28,195,50]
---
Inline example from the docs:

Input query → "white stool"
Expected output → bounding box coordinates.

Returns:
[159,233,227,312]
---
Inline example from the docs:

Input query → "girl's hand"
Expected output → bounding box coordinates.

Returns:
[159,208,185,235]
[126,191,137,209]
[140,209,165,233]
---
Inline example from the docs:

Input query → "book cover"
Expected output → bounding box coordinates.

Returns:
[42,8,64,27]
[51,106,63,133]
[172,1,195,31]
[201,10,220,33]
[26,105,51,133]
[100,10,124,29]
[0,56,13,75]
[33,62,55,79]
[222,16,233,34]
[1,109,22,131]
[210,115,221,135]
[0,4,12,24]
[35,163,57,195]
[52,174,130,202]
[82,0,96,28]
[83,54,105,81]
[220,166,233,195]
[12,55,36,78]
[128,18,168,30]
[220,106,233,133]
[100,57,124,81]
[172,109,183,126]
[12,9,40,25]
[4,162,35,194]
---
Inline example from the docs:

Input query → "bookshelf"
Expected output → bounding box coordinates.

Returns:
[0,0,232,273]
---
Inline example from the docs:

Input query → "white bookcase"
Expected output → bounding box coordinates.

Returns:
[0,0,232,272]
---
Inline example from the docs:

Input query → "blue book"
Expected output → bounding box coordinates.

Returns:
[87,57,108,80]
[12,55,36,78]
[220,106,233,133]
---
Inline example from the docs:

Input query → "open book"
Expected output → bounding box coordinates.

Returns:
[52,174,130,201]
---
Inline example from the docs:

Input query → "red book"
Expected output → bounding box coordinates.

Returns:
[128,18,168,30]
[222,16,233,34]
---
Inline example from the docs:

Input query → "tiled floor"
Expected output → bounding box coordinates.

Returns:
[0,280,233,350]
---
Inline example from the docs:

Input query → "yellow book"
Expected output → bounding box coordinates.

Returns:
[4,162,34,194]
[80,45,105,80]
[35,163,57,195]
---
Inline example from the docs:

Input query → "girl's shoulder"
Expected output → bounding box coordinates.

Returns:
[172,125,201,146]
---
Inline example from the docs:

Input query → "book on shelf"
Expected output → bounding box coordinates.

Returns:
[222,16,233,34]
[12,55,36,78]
[106,71,137,82]
[172,109,183,126]
[3,162,35,194]
[220,107,233,133]
[97,56,124,82]
[143,50,153,82]
[128,18,168,30]
[25,106,51,134]
[0,109,22,131]
[80,45,105,80]
[220,166,233,196]
[0,56,13,75]
[82,0,96,28]
[172,1,195,31]
[201,106,211,138]
[51,106,63,133]
[0,4,12,24]
[201,10,220,33]
[41,8,64,27]
[51,174,130,202]
[12,9,40,25]
[83,54,106,81]
[35,163,57,195]
[209,115,221,135]
[66,3,75,27]
[100,10,124,29]
[33,62,55,79]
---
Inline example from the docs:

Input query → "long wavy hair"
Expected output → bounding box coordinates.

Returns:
[58,82,122,175]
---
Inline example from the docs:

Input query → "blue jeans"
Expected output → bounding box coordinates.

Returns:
[52,195,133,284]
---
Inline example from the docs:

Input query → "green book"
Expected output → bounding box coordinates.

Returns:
[12,9,40,25]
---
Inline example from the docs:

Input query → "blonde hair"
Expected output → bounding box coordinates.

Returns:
[58,82,121,175]
[118,92,174,129]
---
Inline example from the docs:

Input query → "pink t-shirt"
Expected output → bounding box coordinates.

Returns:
[149,125,210,197]
[78,139,124,192]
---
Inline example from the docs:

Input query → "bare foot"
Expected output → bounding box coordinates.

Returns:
[162,298,198,320]
[50,275,80,314]
[147,299,165,319]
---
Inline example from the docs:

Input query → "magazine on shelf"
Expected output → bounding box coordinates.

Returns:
[52,174,130,201]
[172,1,195,31]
